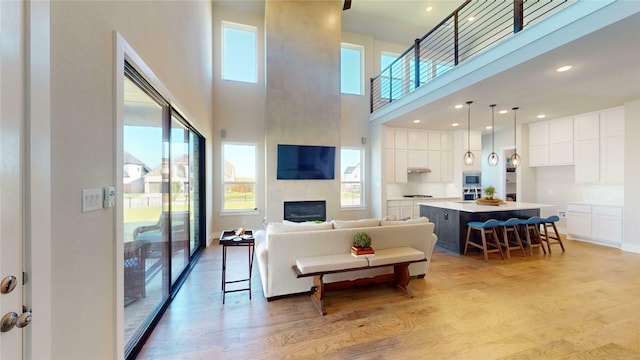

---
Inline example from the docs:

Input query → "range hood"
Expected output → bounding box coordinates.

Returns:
[407,167,431,174]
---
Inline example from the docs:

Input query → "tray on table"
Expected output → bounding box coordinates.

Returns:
[219,229,254,244]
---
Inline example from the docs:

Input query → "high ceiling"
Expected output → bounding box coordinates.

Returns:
[212,1,640,133]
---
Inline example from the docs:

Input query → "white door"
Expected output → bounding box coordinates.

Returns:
[1,1,25,358]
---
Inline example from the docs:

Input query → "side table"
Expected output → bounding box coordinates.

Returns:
[219,229,255,304]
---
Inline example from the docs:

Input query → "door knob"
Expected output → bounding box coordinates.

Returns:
[1,312,18,332]
[1,275,17,294]
[16,311,31,328]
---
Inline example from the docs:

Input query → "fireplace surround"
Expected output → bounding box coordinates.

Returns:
[284,200,326,223]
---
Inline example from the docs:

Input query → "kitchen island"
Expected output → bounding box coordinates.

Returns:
[419,201,552,255]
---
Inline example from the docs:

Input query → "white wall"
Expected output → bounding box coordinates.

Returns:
[623,99,640,252]
[50,2,213,358]
[211,5,266,236]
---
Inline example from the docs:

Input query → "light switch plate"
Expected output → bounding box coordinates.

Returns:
[82,188,103,212]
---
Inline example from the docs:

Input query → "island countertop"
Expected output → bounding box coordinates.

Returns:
[417,201,554,213]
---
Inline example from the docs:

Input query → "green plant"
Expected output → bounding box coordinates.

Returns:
[483,185,496,198]
[353,232,372,248]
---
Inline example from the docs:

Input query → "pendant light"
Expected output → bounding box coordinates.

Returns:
[487,104,499,166]
[463,101,474,166]
[510,107,521,167]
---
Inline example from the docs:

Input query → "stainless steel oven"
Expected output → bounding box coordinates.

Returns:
[463,172,481,188]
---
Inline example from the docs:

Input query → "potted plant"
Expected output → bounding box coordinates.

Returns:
[351,232,374,257]
[483,185,496,200]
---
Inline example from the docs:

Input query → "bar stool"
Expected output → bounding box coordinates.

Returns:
[519,216,547,256]
[539,215,565,253]
[464,219,504,261]
[497,218,526,259]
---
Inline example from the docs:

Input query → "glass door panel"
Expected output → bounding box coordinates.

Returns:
[170,116,189,283]
[189,132,203,256]
[123,76,169,350]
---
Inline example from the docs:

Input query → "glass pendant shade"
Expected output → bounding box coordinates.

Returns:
[510,153,521,167]
[464,151,475,166]
[488,152,499,166]
[488,104,499,167]
[511,107,521,168]
[464,101,474,166]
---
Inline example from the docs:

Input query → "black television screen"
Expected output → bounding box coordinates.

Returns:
[277,144,336,180]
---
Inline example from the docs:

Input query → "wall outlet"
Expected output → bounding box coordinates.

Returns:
[558,210,567,218]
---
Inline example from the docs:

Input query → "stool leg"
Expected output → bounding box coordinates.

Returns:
[464,226,472,255]
[534,225,547,254]
[513,226,526,256]
[551,222,565,252]
[501,226,511,259]
[541,223,552,254]
[480,230,489,261]
[523,224,533,256]
[491,229,504,260]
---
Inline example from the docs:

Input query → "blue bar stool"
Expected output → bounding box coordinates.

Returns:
[540,215,565,253]
[519,216,547,256]
[464,219,504,261]
[497,218,526,259]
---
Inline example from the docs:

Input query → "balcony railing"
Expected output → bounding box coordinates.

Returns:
[370,0,575,113]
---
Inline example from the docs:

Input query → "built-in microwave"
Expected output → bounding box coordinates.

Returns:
[463,172,481,187]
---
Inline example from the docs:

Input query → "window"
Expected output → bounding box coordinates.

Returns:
[222,21,257,83]
[340,43,363,95]
[222,143,256,211]
[341,147,364,207]
[381,52,403,100]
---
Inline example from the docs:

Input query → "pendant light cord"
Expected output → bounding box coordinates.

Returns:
[513,107,519,151]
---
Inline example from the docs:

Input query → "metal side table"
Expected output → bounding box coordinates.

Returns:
[219,229,255,304]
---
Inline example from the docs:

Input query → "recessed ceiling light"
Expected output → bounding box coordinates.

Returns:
[454,104,463,109]
[486,126,492,130]
[537,114,546,119]
[499,110,508,114]
[557,65,572,72]
[452,123,459,127]
[413,119,421,124]
[426,6,433,12]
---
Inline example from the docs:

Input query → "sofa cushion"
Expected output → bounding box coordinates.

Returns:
[267,221,332,234]
[331,218,380,229]
[380,217,430,226]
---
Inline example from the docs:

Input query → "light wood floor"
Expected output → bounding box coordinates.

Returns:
[138,238,640,359]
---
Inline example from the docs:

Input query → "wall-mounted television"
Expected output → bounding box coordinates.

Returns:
[277,144,336,180]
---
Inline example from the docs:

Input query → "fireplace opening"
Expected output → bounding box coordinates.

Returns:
[284,200,326,223]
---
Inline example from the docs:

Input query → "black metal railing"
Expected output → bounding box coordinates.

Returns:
[370,0,574,113]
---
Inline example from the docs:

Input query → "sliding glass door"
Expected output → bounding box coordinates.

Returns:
[122,64,205,357]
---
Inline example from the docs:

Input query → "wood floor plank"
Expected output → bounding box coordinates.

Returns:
[137,238,640,359]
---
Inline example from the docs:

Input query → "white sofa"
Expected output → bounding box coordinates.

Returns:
[254,218,438,300]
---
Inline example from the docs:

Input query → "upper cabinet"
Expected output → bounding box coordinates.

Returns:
[530,107,625,185]
[529,117,573,166]
[461,130,482,172]
[385,128,452,183]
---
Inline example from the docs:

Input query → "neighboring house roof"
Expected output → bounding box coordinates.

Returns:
[124,151,151,172]
[344,163,360,175]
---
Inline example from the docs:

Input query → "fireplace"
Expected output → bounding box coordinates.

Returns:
[284,200,326,223]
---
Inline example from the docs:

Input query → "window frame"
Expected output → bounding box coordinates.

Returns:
[221,20,258,83]
[340,42,364,95]
[340,146,365,208]
[221,142,258,214]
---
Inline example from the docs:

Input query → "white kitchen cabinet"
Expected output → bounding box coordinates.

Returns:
[427,150,441,181]
[394,129,407,149]
[440,151,453,182]
[407,130,428,150]
[591,206,623,244]
[567,204,592,239]
[387,200,414,220]
[567,203,623,246]
[428,132,441,150]
[407,150,428,168]
[461,130,482,171]
[394,149,407,183]
[600,107,625,137]
[574,139,600,183]
[574,113,599,141]
[529,118,573,166]
[386,128,395,149]
[441,132,453,151]
[385,149,395,183]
